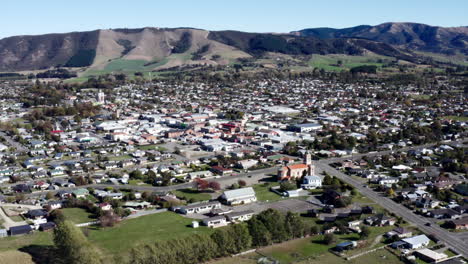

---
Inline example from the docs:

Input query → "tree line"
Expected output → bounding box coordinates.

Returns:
[124,208,318,264]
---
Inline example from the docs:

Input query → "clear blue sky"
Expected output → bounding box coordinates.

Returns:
[2,0,467,38]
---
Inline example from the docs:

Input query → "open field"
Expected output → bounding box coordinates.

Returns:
[210,233,403,264]
[0,250,34,264]
[308,54,394,71]
[86,212,213,254]
[0,232,52,252]
[61,208,97,224]
[252,182,282,202]
[173,188,212,202]
[443,116,468,122]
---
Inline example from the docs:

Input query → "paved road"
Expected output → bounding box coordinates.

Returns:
[0,132,28,153]
[316,162,468,257]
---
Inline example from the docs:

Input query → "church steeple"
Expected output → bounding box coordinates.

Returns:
[304,150,312,165]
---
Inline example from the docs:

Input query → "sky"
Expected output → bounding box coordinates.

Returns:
[1,0,467,39]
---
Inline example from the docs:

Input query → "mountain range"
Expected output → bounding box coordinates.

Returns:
[0,22,466,73]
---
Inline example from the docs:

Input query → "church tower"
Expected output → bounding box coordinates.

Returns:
[304,150,315,176]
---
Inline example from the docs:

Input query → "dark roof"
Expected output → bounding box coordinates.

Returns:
[27,209,47,217]
[9,225,32,235]
[39,222,56,230]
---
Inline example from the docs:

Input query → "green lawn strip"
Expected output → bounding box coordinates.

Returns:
[172,188,212,202]
[252,182,283,202]
[87,212,213,255]
[61,208,97,224]
[443,116,468,122]
[0,232,53,252]
[108,154,133,161]
[10,215,25,222]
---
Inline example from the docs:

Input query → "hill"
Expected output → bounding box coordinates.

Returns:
[294,22,468,56]
[0,23,466,74]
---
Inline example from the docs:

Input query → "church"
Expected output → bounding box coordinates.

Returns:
[278,151,316,181]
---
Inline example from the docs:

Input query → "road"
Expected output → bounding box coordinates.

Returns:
[0,132,28,153]
[316,162,468,257]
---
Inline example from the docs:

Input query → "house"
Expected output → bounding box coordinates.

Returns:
[220,187,257,205]
[225,210,255,223]
[39,222,56,232]
[210,166,233,176]
[179,201,222,214]
[25,209,48,220]
[385,227,413,238]
[401,234,430,249]
[301,175,322,189]
[365,214,396,226]
[0,229,7,238]
[202,216,228,228]
[47,201,62,210]
[9,225,33,236]
[414,248,448,263]
[72,188,89,198]
[99,203,112,211]
[187,170,214,180]
[321,189,342,205]
[428,209,460,219]
[335,241,357,252]
[446,217,468,230]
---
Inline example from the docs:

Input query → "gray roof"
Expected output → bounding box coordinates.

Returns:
[402,234,430,246]
[222,187,256,200]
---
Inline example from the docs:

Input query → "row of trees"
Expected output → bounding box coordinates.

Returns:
[125,209,318,264]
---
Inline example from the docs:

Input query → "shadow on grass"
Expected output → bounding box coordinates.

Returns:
[19,245,58,264]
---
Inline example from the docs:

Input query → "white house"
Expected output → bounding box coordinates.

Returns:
[220,187,257,205]
[402,235,430,249]
[179,201,222,214]
[301,175,322,189]
[202,216,227,228]
[226,210,255,223]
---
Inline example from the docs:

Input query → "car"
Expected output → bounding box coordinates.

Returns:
[425,222,431,226]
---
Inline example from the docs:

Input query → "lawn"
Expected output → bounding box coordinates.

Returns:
[308,54,393,72]
[86,212,213,255]
[443,116,468,122]
[9,215,25,222]
[0,232,52,252]
[252,182,283,202]
[173,188,212,202]
[0,250,34,264]
[108,154,133,161]
[61,208,97,224]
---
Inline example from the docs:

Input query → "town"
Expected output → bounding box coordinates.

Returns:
[0,70,466,264]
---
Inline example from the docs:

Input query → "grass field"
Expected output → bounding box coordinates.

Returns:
[0,232,52,252]
[108,154,133,161]
[308,54,393,71]
[86,212,213,255]
[61,208,97,224]
[252,182,282,202]
[211,232,403,264]
[0,250,34,264]
[443,116,468,122]
[9,215,25,222]
[173,188,212,202]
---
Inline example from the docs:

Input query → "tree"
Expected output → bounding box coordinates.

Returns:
[280,181,297,191]
[360,226,371,239]
[323,233,336,245]
[247,217,272,247]
[46,191,55,200]
[208,181,221,191]
[99,210,121,227]
[53,220,102,264]
[196,178,209,191]
[238,180,247,187]
[386,188,396,198]
[323,174,333,185]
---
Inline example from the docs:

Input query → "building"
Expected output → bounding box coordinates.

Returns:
[447,217,468,230]
[9,225,33,236]
[97,90,105,104]
[414,248,448,263]
[225,210,255,223]
[179,201,221,214]
[301,175,322,189]
[402,235,430,249]
[0,229,7,238]
[220,187,257,205]
[278,151,315,180]
[202,216,228,228]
